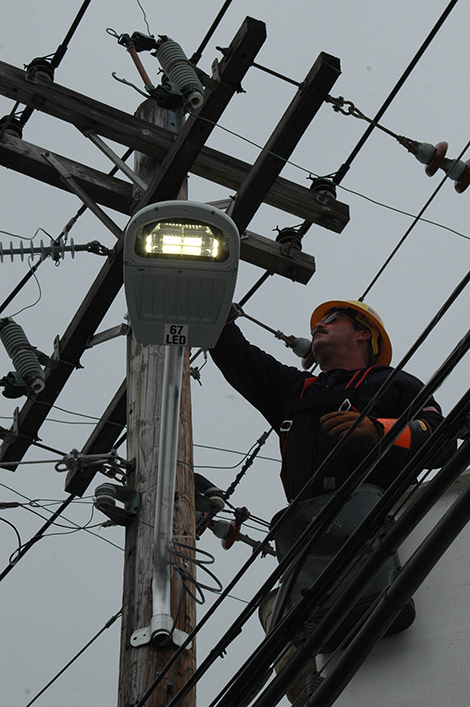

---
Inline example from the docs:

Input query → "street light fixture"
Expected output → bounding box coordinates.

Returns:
[124,200,240,349]
[124,201,239,647]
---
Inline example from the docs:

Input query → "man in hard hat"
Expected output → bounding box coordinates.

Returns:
[210,299,451,702]
[212,300,446,502]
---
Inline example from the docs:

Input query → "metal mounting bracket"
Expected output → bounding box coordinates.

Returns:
[131,614,190,649]
[94,482,139,525]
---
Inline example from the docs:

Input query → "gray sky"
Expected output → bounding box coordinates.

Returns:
[1,1,470,706]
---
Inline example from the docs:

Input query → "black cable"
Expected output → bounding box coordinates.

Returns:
[224,428,273,501]
[190,0,235,65]
[360,138,470,301]
[18,0,94,128]
[334,0,460,184]
[24,607,122,707]
[172,542,223,603]
[0,515,22,556]
[209,393,470,707]
[0,257,45,316]
[0,495,75,581]
[31,440,68,456]
[238,271,273,308]
[50,0,93,69]
[140,270,470,707]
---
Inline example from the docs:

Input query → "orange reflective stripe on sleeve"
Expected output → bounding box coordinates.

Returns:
[377,418,412,449]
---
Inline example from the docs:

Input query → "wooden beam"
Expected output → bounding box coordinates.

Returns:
[0,61,349,231]
[0,134,134,213]
[0,239,125,469]
[0,133,316,282]
[231,52,341,234]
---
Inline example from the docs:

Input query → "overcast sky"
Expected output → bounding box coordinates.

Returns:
[1,1,470,706]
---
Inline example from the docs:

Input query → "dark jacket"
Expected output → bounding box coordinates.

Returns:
[211,319,448,501]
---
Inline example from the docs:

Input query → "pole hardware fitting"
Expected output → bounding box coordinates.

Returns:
[49,334,84,372]
[327,94,470,194]
[48,335,83,372]
[25,57,55,84]
[0,407,20,442]
[236,306,312,359]
[0,114,23,140]
[131,614,191,650]
[55,448,133,484]
[93,482,139,526]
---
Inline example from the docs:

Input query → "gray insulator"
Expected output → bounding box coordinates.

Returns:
[155,37,204,108]
[446,160,466,181]
[291,336,313,359]
[0,238,77,263]
[0,320,45,393]
[414,142,436,165]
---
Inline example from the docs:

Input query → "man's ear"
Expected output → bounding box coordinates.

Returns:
[356,328,372,343]
[302,343,316,370]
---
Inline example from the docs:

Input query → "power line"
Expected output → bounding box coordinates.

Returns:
[134,269,470,705]
[190,0,235,65]
[24,607,123,707]
[360,138,470,301]
[334,0,460,184]
[18,0,94,128]
[0,495,75,581]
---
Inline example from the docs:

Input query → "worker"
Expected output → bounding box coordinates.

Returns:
[210,300,451,702]
[211,300,446,501]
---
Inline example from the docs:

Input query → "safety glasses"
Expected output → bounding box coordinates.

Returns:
[311,309,362,335]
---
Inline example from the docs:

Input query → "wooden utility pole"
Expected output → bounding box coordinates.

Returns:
[118,100,196,707]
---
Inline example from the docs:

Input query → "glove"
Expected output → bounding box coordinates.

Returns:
[320,411,384,450]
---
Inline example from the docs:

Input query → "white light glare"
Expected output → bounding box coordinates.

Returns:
[145,223,219,258]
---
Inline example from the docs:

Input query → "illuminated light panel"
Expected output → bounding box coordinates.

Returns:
[144,222,220,258]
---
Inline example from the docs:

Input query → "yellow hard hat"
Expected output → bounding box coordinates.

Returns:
[309,300,392,366]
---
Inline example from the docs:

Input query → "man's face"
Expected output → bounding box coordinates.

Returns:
[311,310,361,359]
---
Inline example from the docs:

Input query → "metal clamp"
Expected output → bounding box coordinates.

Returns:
[55,448,132,484]
[131,614,190,649]
[94,482,139,526]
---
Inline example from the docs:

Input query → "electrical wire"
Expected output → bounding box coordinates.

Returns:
[135,274,470,707]
[186,110,470,247]
[333,0,460,184]
[360,139,470,301]
[172,542,223,605]
[36,400,126,428]
[0,483,125,581]
[0,496,74,580]
[3,4,465,702]
[23,607,123,707]
[0,147,133,317]
[190,0,235,65]
[0,516,22,556]
[17,0,94,128]
[135,0,152,37]
[194,441,279,464]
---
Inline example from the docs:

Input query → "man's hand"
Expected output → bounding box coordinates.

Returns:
[320,411,383,449]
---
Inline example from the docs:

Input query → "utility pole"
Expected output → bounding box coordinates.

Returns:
[118,99,196,707]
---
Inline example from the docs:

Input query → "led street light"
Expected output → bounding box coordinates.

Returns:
[124,201,240,348]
